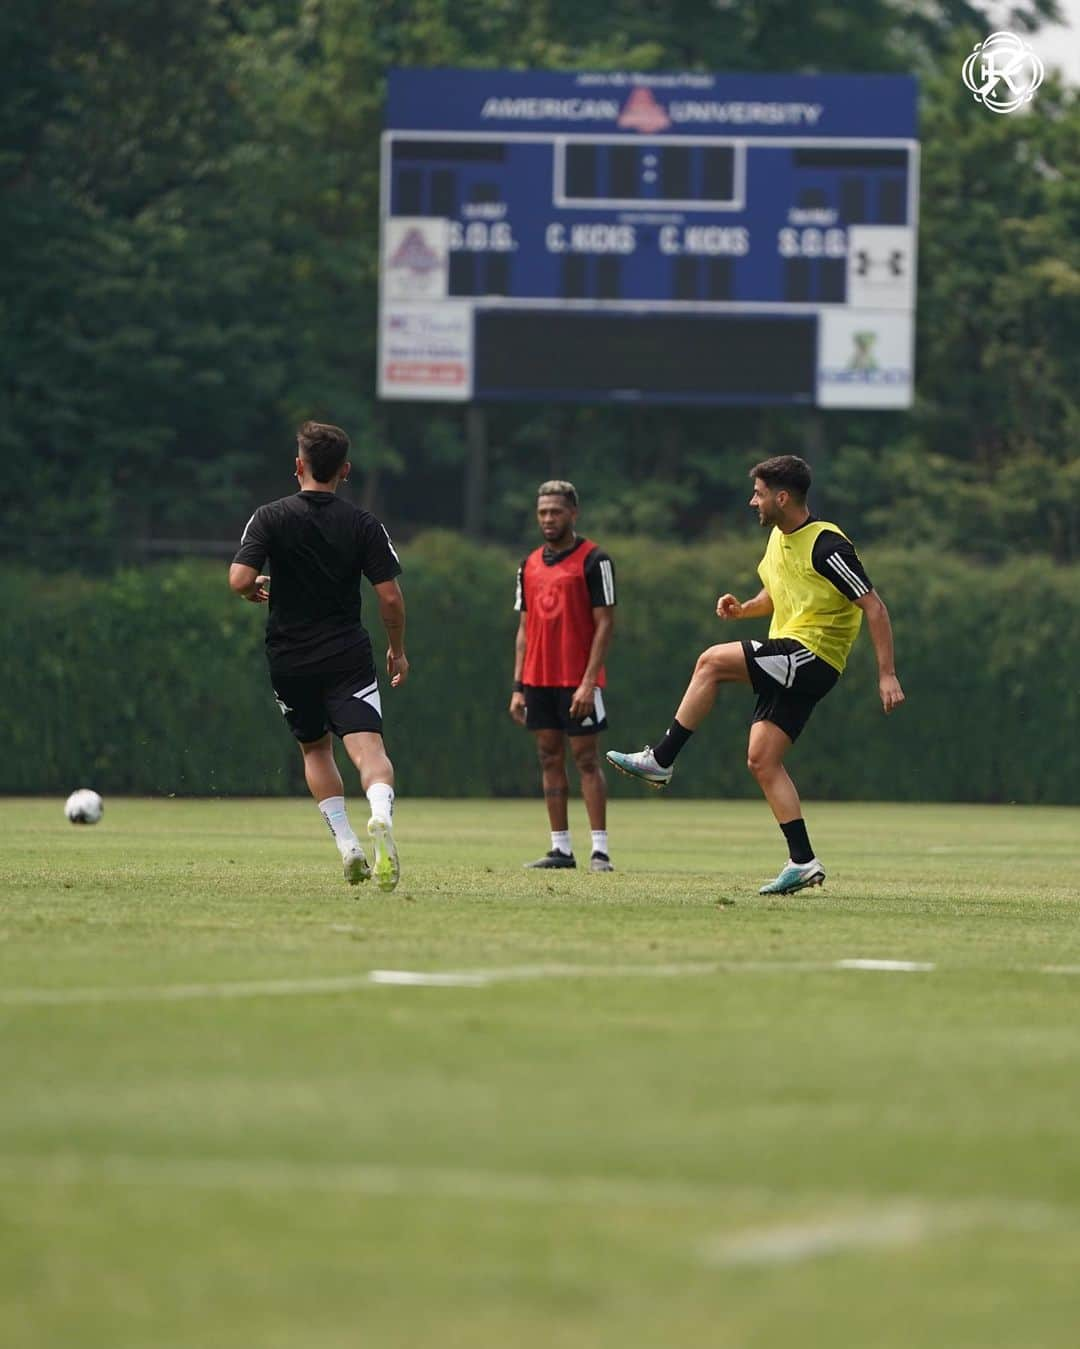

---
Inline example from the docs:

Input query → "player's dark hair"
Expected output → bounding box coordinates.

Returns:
[750,455,812,501]
[297,421,350,483]
[537,479,578,508]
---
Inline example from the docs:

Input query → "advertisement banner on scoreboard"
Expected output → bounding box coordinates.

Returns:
[817,310,913,409]
[378,302,473,401]
[382,218,450,300]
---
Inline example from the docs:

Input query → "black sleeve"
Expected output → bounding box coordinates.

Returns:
[514,560,527,612]
[360,515,403,585]
[583,548,616,608]
[811,530,873,602]
[233,506,271,569]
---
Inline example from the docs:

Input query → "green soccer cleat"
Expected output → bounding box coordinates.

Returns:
[367,817,400,892]
[758,858,826,895]
[341,842,371,886]
[605,746,673,788]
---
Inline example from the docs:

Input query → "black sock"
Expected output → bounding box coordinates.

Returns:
[780,818,813,865]
[652,718,693,769]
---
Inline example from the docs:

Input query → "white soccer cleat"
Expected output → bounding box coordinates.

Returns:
[605,745,673,788]
[758,858,826,895]
[367,817,400,893]
[342,842,371,886]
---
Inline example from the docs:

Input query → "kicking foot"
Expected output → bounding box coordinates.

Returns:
[367,817,400,893]
[758,858,826,895]
[589,851,615,872]
[605,745,673,788]
[341,842,371,886]
[523,850,576,870]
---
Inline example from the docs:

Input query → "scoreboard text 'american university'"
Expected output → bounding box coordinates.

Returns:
[378,69,919,409]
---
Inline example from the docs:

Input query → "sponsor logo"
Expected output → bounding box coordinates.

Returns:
[387,227,441,276]
[822,331,906,387]
[848,332,878,373]
[617,88,672,133]
[962,32,1044,115]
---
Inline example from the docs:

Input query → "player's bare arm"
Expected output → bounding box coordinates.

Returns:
[374,578,409,687]
[855,591,904,713]
[509,611,528,725]
[569,606,615,720]
[228,563,269,603]
[716,587,773,620]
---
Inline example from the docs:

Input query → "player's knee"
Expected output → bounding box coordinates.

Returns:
[536,743,563,771]
[747,749,771,780]
[572,745,600,775]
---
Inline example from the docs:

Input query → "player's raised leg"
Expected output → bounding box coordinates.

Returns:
[570,733,612,871]
[747,720,825,894]
[525,728,576,868]
[341,730,399,892]
[607,641,750,786]
[299,734,370,885]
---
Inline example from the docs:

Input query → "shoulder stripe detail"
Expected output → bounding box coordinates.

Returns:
[381,525,400,565]
[825,553,869,597]
[239,512,257,545]
[599,558,615,605]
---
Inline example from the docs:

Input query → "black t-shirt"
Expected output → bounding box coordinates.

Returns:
[233,491,402,673]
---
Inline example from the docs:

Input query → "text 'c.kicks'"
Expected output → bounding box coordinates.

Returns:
[524,850,576,870]
[605,746,673,788]
[758,858,826,895]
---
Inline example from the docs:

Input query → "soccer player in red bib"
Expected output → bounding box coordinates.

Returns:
[509,481,616,871]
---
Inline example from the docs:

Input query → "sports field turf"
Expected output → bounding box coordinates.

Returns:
[2,795,1079,1348]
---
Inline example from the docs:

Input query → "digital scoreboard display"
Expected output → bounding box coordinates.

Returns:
[379,69,918,408]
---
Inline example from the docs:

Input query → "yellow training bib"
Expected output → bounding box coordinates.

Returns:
[757,521,863,673]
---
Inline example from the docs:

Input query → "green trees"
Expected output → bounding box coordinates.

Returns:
[1,0,1076,564]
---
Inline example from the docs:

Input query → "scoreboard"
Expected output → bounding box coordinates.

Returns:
[379,69,918,408]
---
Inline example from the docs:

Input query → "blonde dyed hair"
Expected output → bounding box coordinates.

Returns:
[536,480,578,508]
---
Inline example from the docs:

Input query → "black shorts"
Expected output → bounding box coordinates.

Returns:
[270,660,383,743]
[741,638,839,743]
[524,685,608,737]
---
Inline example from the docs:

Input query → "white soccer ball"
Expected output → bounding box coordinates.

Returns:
[64,789,104,825]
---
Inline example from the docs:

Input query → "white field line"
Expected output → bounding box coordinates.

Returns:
[0,1155,1070,1255]
[703,1199,1069,1267]
[835,959,935,972]
[0,1153,764,1210]
[0,959,938,1007]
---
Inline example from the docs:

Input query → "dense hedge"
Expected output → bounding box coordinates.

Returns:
[3,534,1077,802]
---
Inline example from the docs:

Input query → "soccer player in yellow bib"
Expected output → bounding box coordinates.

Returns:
[607,455,904,895]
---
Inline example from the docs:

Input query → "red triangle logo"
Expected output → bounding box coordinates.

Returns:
[617,88,671,134]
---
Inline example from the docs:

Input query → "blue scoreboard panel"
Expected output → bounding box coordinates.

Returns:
[379,69,918,408]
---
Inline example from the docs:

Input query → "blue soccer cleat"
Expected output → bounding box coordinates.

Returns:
[758,858,826,895]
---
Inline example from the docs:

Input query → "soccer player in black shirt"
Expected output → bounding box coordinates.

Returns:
[229,421,407,890]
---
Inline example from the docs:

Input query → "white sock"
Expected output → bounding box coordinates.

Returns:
[551,830,572,856]
[318,796,359,854]
[591,830,609,857]
[367,782,395,826]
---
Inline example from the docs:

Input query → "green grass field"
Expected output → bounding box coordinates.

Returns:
[2,795,1080,1348]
